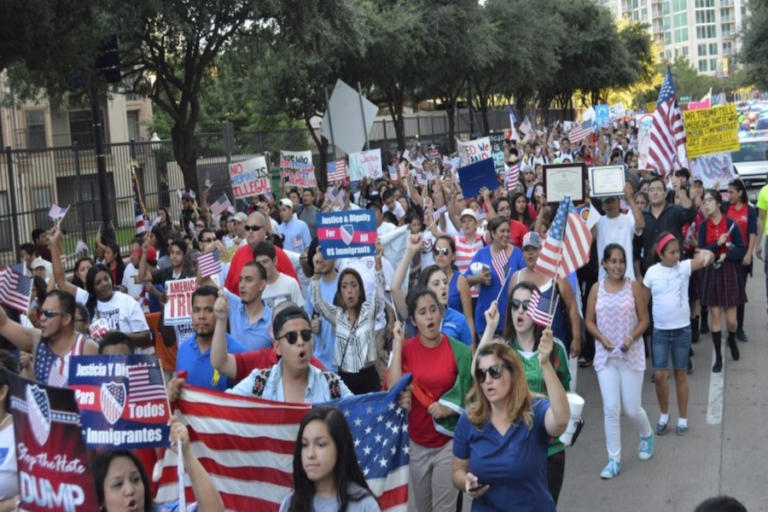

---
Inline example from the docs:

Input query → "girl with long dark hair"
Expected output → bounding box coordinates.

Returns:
[71,256,94,289]
[103,240,126,287]
[725,179,757,341]
[279,407,380,512]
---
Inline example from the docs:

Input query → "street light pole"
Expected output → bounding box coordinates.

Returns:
[89,78,114,243]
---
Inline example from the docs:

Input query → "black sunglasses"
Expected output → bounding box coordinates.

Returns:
[475,363,511,384]
[244,225,264,232]
[278,329,313,344]
[433,247,450,256]
[41,310,67,319]
[201,238,217,243]
[510,298,531,311]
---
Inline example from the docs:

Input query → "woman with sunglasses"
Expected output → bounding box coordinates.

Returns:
[724,179,757,342]
[387,288,472,512]
[585,244,653,480]
[479,281,571,505]
[452,339,569,512]
[310,241,384,394]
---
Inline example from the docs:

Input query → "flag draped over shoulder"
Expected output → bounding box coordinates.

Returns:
[157,376,413,512]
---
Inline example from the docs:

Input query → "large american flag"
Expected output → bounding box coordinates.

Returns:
[328,159,347,182]
[132,170,148,234]
[210,194,233,216]
[127,364,167,403]
[568,119,594,145]
[505,162,519,191]
[198,249,222,279]
[534,197,591,280]
[0,264,32,313]
[527,288,553,327]
[157,377,411,512]
[647,69,687,176]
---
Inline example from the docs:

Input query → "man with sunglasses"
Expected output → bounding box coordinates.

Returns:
[0,290,98,387]
[224,212,299,295]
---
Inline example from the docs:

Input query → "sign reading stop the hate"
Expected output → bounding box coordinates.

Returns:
[229,156,271,199]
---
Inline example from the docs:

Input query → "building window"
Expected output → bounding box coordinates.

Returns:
[683,46,689,56]
[673,0,687,11]
[32,187,52,229]
[696,25,717,39]
[695,10,716,23]
[723,42,732,55]
[0,192,11,252]
[698,44,707,56]
[709,43,718,55]
[695,0,714,7]
[127,111,140,142]
[664,32,672,45]
[699,60,708,72]
[721,24,732,36]
[68,110,107,148]
[710,58,718,71]
[25,111,46,149]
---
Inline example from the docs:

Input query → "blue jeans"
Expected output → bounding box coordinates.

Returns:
[652,326,692,371]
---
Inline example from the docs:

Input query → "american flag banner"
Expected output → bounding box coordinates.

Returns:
[198,249,222,279]
[325,187,339,206]
[491,248,510,282]
[505,163,520,191]
[127,364,167,403]
[0,264,32,313]
[647,69,687,176]
[568,119,594,145]
[48,203,68,221]
[432,205,447,222]
[328,159,347,182]
[507,106,518,141]
[519,116,532,136]
[210,194,233,216]
[534,196,592,280]
[527,288,553,327]
[132,170,148,234]
[157,376,412,512]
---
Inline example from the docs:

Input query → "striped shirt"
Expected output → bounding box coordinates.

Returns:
[311,271,384,373]
[454,231,485,298]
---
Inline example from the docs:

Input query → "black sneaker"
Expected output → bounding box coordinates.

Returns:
[736,329,748,342]
[577,356,591,368]
[687,360,694,375]
[656,422,668,436]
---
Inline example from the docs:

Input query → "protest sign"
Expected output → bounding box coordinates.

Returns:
[690,152,736,189]
[349,149,383,180]
[163,278,199,326]
[594,105,610,127]
[317,210,377,260]
[229,156,271,199]
[683,104,740,159]
[321,79,378,156]
[457,158,498,199]
[279,151,316,187]
[9,373,99,512]
[489,132,506,175]
[456,137,492,167]
[69,355,171,450]
[609,103,626,119]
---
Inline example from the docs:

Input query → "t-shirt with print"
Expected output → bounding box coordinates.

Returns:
[75,288,149,334]
[643,260,692,329]
[262,272,305,308]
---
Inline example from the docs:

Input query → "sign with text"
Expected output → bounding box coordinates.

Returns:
[690,152,736,189]
[279,150,316,187]
[69,355,171,450]
[489,133,506,175]
[683,104,740,159]
[456,137,491,167]
[317,210,377,259]
[163,278,199,326]
[349,149,383,181]
[594,105,610,127]
[9,373,99,512]
[609,103,626,119]
[229,156,271,199]
[457,158,498,199]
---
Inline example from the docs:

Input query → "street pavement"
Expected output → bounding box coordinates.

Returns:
[559,259,767,512]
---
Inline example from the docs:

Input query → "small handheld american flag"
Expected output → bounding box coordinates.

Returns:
[491,248,510,281]
[198,249,222,279]
[0,264,32,313]
[48,204,68,221]
[432,205,447,222]
[209,194,233,216]
[505,163,519,191]
[527,288,553,327]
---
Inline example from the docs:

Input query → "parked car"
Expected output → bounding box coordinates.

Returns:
[747,103,768,124]
[732,136,768,188]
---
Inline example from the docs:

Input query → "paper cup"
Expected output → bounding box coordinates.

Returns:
[470,262,484,276]
[559,392,585,446]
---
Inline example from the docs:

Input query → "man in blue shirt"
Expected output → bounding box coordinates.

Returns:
[304,243,339,370]
[222,261,273,350]
[276,198,312,253]
[176,286,246,391]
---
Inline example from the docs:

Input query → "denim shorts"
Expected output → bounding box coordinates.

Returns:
[652,326,692,371]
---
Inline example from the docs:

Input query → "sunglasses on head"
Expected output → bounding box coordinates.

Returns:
[278,329,313,344]
[475,363,511,383]
[511,298,530,311]
[244,225,264,232]
[433,247,450,256]
[41,310,67,319]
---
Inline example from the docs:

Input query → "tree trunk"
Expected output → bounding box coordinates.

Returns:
[446,102,456,153]
[171,122,200,198]
[306,116,328,191]
[388,90,406,151]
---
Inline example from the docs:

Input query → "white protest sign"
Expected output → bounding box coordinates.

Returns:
[163,278,199,326]
[279,150,316,187]
[456,137,492,168]
[321,79,378,156]
[690,152,736,189]
[349,149,383,180]
[229,156,270,199]
[609,103,626,119]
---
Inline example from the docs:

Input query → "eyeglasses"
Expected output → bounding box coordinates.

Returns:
[244,225,264,232]
[474,363,511,384]
[41,310,67,319]
[510,298,530,311]
[201,238,217,243]
[433,247,450,256]
[278,329,313,344]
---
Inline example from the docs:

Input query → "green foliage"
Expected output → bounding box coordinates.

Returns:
[741,0,768,90]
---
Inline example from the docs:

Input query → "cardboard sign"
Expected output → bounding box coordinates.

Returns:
[690,152,736,189]
[594,105,610,128]
[88,318,110,341]
[317,210,377,260]
[683,104,740,159]
[489,133,506,175]
[163,278,199,326]
[229,156,270,199]
[68,355,171,450]
[279,150,316,187]
[457,158,498,199]
[609,103,625,119]
[349,149,383,180]
[9,373,99,512]
[456,137,492,167]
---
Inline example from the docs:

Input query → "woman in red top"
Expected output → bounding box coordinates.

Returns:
[697,189,747,373]
[726,179,758,341]
[386,288,472,512]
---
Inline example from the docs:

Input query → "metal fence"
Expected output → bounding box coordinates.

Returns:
[0,107,577,269]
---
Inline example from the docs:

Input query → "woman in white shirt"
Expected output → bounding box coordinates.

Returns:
[0,351,19,511]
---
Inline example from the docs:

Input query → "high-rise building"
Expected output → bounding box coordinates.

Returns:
[596,0,747,76]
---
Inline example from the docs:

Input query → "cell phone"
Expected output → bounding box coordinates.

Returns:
[468,484,484,492]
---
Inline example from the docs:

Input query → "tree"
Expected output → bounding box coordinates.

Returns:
[741,0,768,90]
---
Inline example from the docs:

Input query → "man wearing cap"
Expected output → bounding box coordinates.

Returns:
[277,198,312,253]
[224,212,299,295]
[232,212,249,248]
[20,243,52,279]
[594,182,645,281]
